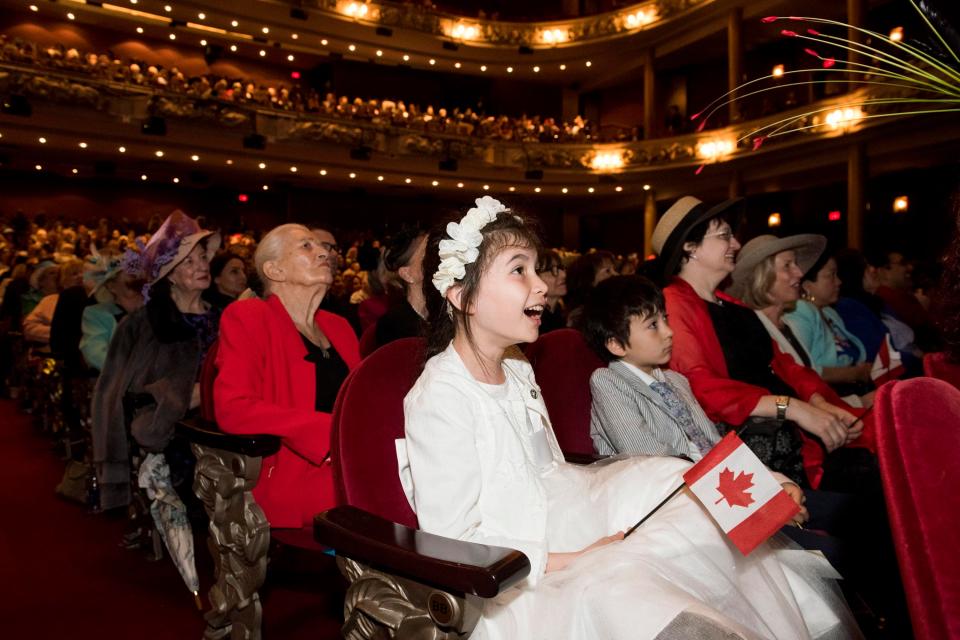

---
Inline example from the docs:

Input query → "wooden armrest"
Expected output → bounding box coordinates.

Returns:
[563,451,609,465]
[315,505,530,599]
[176,416,281,458]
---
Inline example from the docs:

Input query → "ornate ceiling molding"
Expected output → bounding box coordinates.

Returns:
[306,0,712,48]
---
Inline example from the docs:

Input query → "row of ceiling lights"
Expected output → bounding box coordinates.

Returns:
[28,3,595,73]
[9,132,646,193]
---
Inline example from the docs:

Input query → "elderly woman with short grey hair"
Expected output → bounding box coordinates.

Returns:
[214,223,361,528]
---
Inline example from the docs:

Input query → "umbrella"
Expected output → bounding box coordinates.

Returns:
[138,452,202,609]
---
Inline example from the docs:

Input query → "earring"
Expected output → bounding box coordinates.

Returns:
[689,253,699,261]
[445,299,454,320]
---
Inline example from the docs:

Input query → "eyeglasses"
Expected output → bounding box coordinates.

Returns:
[702,231,735,243]
[319,241,341,254]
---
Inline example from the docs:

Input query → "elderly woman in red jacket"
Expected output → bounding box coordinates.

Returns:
[214,224,360,528]
[652,197,862,489]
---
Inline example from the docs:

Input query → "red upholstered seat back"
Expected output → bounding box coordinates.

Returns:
[525,329,604,456]
[330,337,424,529]
[199,339,219,422]
[358,323,379,359]
[923,352,960,390]
[875,377,960,639]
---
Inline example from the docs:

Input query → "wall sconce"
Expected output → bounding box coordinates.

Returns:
[824,106,864,131]
[768,213,782,227]
[697,138,736,161]
[450,22,480,40]
[624,8,656,28]
[540,28,568,44]
[889,26,903,42]
[772,64,785,78]
[590,150,625,171]
[893,196,909,213]
[342,1,370,18]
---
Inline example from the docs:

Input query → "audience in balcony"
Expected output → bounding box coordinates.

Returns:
[0,34,612,144]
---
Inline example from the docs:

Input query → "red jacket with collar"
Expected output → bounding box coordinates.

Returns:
[215,294,361,528]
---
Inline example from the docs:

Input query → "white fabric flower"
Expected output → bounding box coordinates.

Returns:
[432,197,509,297]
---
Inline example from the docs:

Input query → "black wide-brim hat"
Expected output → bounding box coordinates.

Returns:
[652,196,746,279]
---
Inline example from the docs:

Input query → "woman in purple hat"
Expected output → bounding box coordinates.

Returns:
[91,210,220,511]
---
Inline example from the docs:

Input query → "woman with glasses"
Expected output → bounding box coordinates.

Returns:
[536,249,568,334]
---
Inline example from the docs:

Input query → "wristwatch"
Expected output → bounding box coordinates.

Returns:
[775,395,790,421]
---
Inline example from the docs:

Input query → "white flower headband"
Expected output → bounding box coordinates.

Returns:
[432,196,509,297]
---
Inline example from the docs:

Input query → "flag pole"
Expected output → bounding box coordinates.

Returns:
[624,483,686,538]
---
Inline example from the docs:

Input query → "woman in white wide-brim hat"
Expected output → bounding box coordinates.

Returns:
[730,236,873,408]
[654,197,863,489]
[91,210,221,511]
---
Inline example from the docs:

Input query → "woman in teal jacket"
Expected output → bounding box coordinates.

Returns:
[785,252,873,398]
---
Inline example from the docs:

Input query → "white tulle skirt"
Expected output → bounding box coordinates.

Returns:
[473,456,861,640]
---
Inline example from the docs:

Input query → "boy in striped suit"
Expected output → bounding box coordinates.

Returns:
[583,275,723,462]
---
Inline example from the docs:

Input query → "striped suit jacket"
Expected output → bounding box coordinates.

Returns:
[589,361,721,460]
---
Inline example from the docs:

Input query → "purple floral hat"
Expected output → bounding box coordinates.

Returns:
[121,210,220,285]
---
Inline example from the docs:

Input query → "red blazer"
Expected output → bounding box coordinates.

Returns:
[215,294,361,528]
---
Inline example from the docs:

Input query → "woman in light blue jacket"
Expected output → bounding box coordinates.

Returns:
[785,252,873,397]
[79,252,144,371]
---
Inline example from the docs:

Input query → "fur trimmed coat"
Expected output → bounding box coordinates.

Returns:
[91,301,213,510]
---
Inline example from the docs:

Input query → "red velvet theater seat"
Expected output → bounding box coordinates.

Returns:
[330,336,423,528]
[525,329,604,456]
[875,377,960,639]
[924,352,960,391]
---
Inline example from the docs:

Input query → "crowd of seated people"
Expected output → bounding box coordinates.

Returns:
[0,34,612,143]
[1,197,957,638]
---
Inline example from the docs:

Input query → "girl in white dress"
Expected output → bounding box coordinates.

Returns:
[398,197,860,639]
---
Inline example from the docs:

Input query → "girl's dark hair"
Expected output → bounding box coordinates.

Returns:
[422,209,542,362]
[564,250,615,310]
[536,249,564,274]
[802,248,832,284]
[582,275,665,363]
[382,226,427,298]
[209,251,246,280]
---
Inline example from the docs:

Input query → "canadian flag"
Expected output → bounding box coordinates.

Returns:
[683,432,800,555]
[871,334,905,387]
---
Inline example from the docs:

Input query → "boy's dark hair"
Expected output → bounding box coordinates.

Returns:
[582,275,665,363]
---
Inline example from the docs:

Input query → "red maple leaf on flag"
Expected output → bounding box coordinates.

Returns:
[715,468,755,508]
